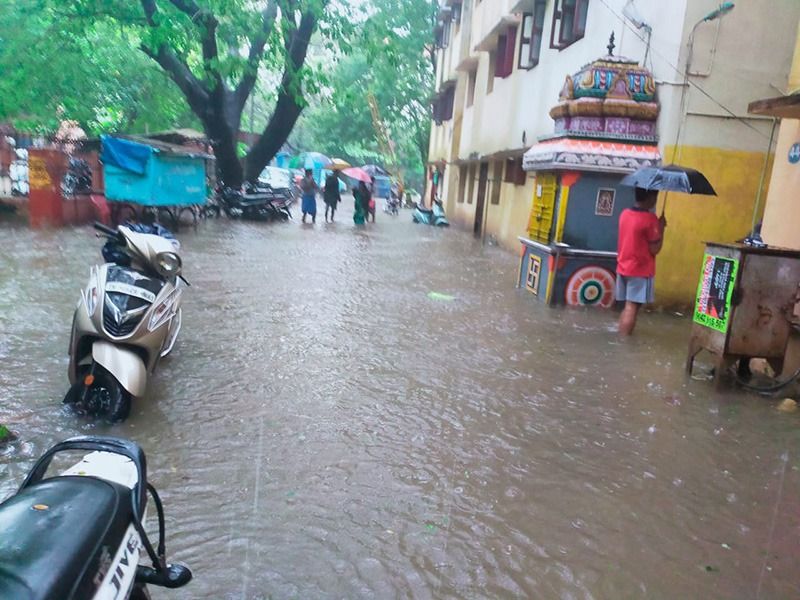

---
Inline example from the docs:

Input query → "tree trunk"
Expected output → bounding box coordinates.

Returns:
[202,90,245,188]
[243,94,304,182]
[242,10,317,182]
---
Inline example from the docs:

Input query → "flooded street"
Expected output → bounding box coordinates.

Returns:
[1,205,799,599]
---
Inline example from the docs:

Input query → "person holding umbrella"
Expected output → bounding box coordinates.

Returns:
[352,181,369,225]
[341,167,373,226]
[615,187,666,335]
[617,164,716,335]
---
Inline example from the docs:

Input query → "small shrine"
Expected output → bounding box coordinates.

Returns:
[518,35,661,308]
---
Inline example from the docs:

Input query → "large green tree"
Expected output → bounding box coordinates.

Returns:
[0,5,194,134]
[44,0,352,186]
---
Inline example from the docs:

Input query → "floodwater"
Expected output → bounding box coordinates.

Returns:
[1,200,799,599]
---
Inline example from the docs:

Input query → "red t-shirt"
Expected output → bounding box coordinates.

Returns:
[617,208,661,277]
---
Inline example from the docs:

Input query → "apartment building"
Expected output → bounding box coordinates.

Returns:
[427,0,800,306]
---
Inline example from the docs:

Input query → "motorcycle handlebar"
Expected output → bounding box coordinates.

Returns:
[93,221,118,237]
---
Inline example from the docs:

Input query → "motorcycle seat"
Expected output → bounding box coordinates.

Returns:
[0,476,133,600]
[416,206,434,215]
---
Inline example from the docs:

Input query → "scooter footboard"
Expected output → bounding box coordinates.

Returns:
[92,341,147,398]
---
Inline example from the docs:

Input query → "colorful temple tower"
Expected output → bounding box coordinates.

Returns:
[518,40,661,308]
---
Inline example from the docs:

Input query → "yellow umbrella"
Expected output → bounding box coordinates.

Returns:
[329,158,351,170]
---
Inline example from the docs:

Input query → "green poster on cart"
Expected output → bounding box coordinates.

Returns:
[693,253,739,333]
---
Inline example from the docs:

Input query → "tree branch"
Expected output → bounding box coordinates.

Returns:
[141,0,157,25]
[234,3,278,113]
[140,45,209,115]
[167,0,202,17]
[243,7,318,180]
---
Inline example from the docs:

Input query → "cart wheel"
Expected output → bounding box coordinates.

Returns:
[179,206,198,229]
[157,207,177,230]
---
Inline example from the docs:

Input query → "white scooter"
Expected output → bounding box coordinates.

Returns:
[0,436,192,599]
[65,222,187,422]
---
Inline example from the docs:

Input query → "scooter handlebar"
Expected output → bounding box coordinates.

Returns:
[93,221,118,237]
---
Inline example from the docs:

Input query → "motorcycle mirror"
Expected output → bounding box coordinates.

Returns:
[136,563,192,589]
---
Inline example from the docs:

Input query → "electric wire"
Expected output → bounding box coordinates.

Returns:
[597,0,772,142]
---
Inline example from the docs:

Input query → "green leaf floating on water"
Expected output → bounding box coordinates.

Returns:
[0,425,12,443]
[428,292,455,302]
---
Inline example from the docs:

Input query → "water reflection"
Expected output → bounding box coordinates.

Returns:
[1,210,799,599]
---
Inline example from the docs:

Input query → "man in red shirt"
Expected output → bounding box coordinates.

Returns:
[616,187,666,335]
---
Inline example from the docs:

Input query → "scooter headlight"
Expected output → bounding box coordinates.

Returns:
[84,270,99,316]
[156,252,182,277]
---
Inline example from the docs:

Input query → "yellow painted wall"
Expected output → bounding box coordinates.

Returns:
[761,121,800,249]
[657,145,771,307]
[485,176,536,251]
[759,26,800,249]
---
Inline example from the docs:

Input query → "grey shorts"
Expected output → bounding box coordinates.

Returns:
[615,275,655,304]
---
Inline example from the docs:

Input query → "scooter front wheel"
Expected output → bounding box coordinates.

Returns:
[67,366,132,422]
[102,373,132,423]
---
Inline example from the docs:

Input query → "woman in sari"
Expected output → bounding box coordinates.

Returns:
[352,181,368,225]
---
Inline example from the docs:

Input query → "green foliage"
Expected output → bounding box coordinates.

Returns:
[292,0,435,191]
[0,2,196,134]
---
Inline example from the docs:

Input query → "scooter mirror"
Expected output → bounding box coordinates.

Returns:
[136,563,193,589]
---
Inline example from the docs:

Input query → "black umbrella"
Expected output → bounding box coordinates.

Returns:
[621,164,717,196]
[361,164,389,177]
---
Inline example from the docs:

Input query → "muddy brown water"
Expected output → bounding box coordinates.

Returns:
[1,204,799,599]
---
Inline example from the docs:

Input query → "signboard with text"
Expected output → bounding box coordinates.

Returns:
[693,254,739,333]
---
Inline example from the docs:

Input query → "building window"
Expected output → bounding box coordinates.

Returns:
[467,69,476,107]
[435,18,452,49]
[442,86,455,121]
[458,165,467,203]
[494,25,517,78]
[519,1,547,69]
[550,0,588,50]
[490,161,503,205]
[486,51,495,94]
[452,2,462,31]
[504,157,527,186]
[432,86,455,124]
[467,164,475,204]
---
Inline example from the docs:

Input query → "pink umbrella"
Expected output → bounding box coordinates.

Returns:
[341,167,372,183]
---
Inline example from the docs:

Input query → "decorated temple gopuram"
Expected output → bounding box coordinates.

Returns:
[518,37,661,308]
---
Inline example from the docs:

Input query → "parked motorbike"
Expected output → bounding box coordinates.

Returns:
[217,184,290,222]
[246,181,292,220]
[0,436,192,599]
[384,195,400,215]
[412,199,450,227]
[64,222,186,422]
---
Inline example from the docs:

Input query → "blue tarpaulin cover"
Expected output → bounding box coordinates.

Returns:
[100,135,153,175]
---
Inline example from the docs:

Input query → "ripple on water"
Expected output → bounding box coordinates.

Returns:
[2,216,800,598]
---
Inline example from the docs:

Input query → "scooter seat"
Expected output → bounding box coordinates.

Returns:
[0,476,133,600]
[416,207,434,215]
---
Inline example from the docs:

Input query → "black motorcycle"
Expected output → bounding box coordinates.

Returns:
[0,436,192,599]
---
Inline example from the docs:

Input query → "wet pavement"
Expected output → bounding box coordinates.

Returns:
[1,201,799,599]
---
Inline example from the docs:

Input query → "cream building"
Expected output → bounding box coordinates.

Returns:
[427,0,800,306]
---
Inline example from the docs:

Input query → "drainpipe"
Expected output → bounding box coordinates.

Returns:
[750,117,778,236]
